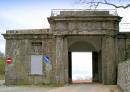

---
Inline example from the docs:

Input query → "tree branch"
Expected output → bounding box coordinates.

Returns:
[80,0,130,9]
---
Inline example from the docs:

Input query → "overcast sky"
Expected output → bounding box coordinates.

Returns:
[72,52,92,80]
[0,0,130,53]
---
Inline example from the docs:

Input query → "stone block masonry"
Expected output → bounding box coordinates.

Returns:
[3,10,129,86]
[118,59,130,92]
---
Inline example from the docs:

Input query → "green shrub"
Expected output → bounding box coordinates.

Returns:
[0,59,5,79]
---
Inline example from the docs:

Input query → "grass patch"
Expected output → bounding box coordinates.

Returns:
[0,59,5,80]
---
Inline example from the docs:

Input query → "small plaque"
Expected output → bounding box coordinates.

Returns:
[43,55,50,64]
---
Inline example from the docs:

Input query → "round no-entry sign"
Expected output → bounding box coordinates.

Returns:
[6,57,13,64]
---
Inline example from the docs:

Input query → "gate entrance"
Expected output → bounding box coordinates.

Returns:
[71,52,92,83]
[68,36,102,84]
[68,51,100,83]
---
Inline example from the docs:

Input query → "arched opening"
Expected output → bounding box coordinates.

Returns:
[68,41,102,83]
[72,52,92,83]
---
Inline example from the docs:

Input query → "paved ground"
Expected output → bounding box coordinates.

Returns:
[0,80,122,92]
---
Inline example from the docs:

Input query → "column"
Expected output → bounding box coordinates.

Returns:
[102,35,117,84]
[55,35,65,84]
[63,38,68,83]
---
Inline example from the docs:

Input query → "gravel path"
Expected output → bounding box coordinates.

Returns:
[46,84,122,92]
[0,80,122,92]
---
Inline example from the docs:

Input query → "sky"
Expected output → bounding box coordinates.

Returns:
[0,0,130,53]
[72,52,92,80]
[0,0,77,53]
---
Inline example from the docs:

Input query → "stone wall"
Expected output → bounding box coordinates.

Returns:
[4,30,57,85]
[118,59,130,92]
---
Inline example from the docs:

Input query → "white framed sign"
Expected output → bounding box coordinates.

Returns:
[31,55,43,75]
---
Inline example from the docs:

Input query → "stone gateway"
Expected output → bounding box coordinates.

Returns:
[3,10,130,86]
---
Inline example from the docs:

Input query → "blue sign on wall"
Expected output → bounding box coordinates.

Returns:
[43,55,50,64]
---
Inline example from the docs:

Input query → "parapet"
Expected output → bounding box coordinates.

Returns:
[51,9,118,16]
[60,11,109,16]
[6,29,50,34]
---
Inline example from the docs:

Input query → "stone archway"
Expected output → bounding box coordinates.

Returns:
[67,36,102,83]
[55,35,117,85]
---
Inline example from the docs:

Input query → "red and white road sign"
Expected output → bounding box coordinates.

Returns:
[6,57,13,64]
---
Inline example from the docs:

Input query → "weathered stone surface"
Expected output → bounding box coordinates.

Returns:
[117,38,126,62]
[4,36,56,85]
[118,59,130,92]
[3,10,127,86]
[102,36,117,84]
[60,11,109,16]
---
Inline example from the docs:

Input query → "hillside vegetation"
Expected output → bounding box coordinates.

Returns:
[0,59,5,80]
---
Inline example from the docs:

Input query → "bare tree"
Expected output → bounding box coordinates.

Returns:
[79,0,130,9]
